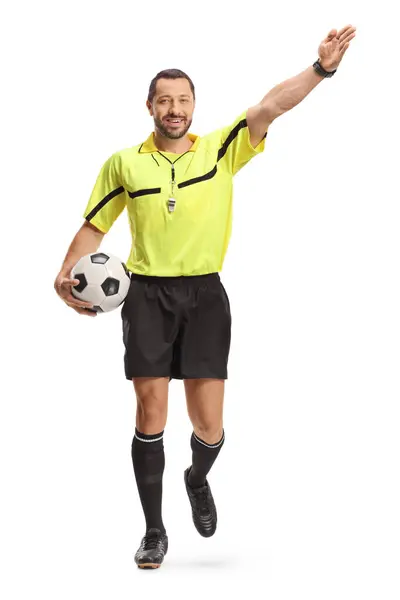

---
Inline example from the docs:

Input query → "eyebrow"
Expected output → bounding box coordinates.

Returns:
[158,94,191,99]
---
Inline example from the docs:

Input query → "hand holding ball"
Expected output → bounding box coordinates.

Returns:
[71,252,131,314]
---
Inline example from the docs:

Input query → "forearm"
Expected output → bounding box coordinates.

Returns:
[261,65,325,119]
[58,222,104,277]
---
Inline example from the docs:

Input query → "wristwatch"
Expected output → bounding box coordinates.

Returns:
[313,59,337,78]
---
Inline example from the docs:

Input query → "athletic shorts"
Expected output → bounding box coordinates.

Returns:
[121,272,232,380]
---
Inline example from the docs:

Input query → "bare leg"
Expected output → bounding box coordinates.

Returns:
[185,378,224,444]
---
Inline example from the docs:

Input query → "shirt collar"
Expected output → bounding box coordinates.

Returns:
[139,132,200,154]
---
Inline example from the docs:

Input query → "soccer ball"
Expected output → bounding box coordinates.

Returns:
[71,252,131,313]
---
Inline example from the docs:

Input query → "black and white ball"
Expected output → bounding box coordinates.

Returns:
[71,252,131,313]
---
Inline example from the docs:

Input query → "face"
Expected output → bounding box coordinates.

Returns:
[146,78,195,140]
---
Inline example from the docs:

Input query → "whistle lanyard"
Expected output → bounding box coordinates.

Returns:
[157,151,190,213]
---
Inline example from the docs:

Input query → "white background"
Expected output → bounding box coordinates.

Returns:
[1,0,399,597]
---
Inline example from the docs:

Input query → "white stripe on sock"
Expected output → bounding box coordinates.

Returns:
[193,431,225,449]
[135,433,164,443]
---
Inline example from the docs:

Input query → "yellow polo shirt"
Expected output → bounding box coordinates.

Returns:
[83,110,268,276]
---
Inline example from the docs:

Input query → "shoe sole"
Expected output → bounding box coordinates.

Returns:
[137,563,162,569]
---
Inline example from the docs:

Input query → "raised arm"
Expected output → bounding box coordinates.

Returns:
[246,25,356,147]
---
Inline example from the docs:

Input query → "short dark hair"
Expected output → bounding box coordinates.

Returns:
[147,69,195,104]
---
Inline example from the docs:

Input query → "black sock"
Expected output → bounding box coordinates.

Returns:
[131,428,166,534]
[188,430,225,488]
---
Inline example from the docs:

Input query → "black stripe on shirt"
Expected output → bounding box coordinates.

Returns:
[178,118,261,189]
[217,118,247,162]
[178,165,217,189]
[85,186,125,222]
[127,188,162,199]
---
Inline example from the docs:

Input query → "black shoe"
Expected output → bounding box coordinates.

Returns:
[184,467,217,538]
[134,528,168,569]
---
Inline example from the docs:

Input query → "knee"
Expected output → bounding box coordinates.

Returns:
[193,422,224,445]
[136,391,167,433]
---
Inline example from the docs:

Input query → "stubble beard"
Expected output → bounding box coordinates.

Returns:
[154,116,192,140]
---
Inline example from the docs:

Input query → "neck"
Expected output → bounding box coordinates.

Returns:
[153,131,193,154]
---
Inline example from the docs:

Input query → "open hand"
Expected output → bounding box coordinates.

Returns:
[318,25,356,72]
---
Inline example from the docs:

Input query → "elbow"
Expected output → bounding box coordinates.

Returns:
[258,99,280,124]
[262,89,293,120]
[83,220,105,237]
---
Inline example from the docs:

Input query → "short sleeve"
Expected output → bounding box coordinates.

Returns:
[83,153,126,233]
[217,110,268,176]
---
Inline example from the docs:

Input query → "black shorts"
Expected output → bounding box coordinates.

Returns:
[121,272,232,380]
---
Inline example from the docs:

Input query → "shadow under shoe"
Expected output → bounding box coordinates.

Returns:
[134,528,168,569]
[184,467,217,538]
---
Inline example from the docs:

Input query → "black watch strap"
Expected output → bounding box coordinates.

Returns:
[313,59,336,78]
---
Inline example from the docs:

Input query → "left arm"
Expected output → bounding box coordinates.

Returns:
[247,24,357,147]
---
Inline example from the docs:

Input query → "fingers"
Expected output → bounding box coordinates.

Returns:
[65,278,80,286]
[55,275,95,314]
[61,289,94,308]
[337,24,354,38]
[337,25,356,43]
[68,303,97,317]
[57,278,94,309]
[66,294,94,309]
[339,31,356,49]
[56,277,80,290]
[339,42,350,57]
[60,277,84,291]
[325,29,337,41]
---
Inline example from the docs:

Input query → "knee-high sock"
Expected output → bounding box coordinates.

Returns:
[188,430,225,488]
[131,428,165,534]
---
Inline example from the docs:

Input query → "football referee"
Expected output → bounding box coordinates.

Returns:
[54,25,356,569]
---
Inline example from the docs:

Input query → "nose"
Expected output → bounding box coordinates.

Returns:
[169,99,184,114]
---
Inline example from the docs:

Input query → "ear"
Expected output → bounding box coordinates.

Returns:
[146,100,153,115]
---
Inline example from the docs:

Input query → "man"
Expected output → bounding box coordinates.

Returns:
[54,25,356,569]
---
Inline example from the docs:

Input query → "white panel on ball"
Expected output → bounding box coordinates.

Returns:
[73,254,93,276]
[105,257,126,277]
[74,284,105,305]
[101,293,125,312]
[88,263,109,286]
[71,255,108,286]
